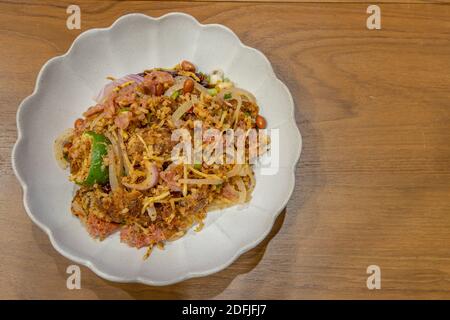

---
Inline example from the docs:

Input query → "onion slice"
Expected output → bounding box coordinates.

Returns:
[226,164,245,178]
[117,130,132,176]
[232,95,243,128]
[247,167,256,192]
[54,128,74,170]
[104,131,123,177]
[94,74,144,103]
[221,183,239,200]
[217,87,256,104]
[235,177,247,204]
[164,83,184,98]
[194,82,209,96]
[122,161,159,191]
[172,100,193,123]
[172,76,209,95]
[107,146,120,191]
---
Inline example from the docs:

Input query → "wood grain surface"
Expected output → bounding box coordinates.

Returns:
[0,0,449,299]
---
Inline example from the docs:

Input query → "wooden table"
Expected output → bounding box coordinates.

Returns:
[0,0,449,299]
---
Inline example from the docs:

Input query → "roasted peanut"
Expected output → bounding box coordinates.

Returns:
[183,78,195,94]
[181,60,196,72]
[255,115,267,129]
[74,118,84,130]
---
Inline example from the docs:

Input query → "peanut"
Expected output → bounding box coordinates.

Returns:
[255,115,267,129]
[181,60,196,72]
[183,78,195,94]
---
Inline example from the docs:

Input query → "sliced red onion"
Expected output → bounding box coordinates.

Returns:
[122,161,159,191]
[222,183,239,200]
[160,163,182,192]
[94,74,144,103]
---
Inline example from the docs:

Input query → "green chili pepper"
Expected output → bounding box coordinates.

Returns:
[77,131,110,186]
[207,88,218,96]
[171,90,180,100]
[224,93,232,100]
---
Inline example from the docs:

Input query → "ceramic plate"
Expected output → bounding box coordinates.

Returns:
[12,13,301,285]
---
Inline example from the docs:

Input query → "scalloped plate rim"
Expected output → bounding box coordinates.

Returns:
[11,12,302,286]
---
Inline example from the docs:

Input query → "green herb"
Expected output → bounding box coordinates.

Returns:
[224,93,232,100]
[193,163,202,170]
[171,90,180,100]
[207,88,218,96]
[119,107,130,113]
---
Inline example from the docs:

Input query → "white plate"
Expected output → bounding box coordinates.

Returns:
[12,13,302,285]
